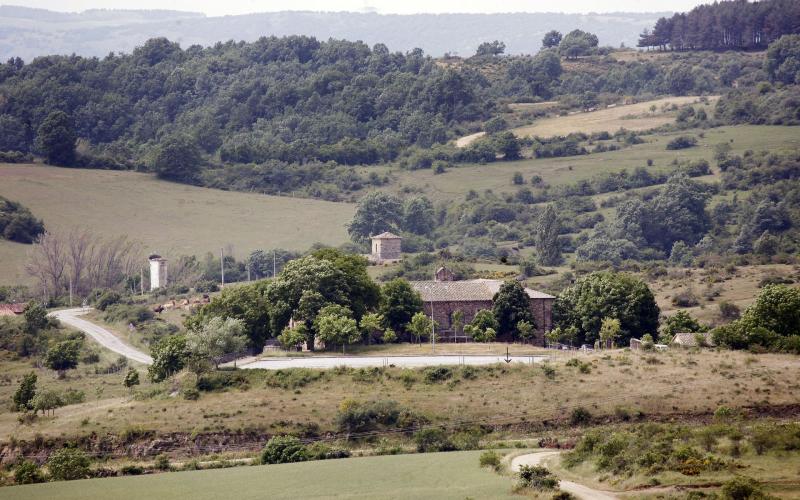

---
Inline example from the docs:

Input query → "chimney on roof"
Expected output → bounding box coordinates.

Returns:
[435,266,454,282]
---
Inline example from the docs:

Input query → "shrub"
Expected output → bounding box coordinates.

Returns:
[305,442,350,460]
[154,454,171,471]
[261,435,308,464]
[570,407,592,425]
[120,464,144,475]
[94,290,121,311]
[196,371,249,392]
[666,136,697,150]
[423,366,453,383]
[14,460,44,484]
[414,428,455,452]
[517,465,559,490]
[47,448,91,481]
[720,476,767,500]
[479,450,501,470]
[182,388,200,400]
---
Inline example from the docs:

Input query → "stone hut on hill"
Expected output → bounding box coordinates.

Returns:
[369,231,402,263]
[410,267,554,344]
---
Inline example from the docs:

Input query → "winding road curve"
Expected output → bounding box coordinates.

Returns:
[51,308,153,365]
[511,451,619,500]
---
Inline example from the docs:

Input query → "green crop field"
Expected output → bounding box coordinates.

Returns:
[2,450,516,500]
[0,165,356,285]
[391,125,800,202]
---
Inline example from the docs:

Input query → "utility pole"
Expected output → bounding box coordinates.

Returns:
[430,300,435,353]
[220,247,225,288]
[273,250,277,278]
[68,279,73,307]
[140,268,144,296]
[247,262,251,282]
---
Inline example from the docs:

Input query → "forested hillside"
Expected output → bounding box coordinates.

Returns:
[0,32,781,199]
[639,0,800,51]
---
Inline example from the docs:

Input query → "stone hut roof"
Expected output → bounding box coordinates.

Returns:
[372,231,401,239]
[671,331,714,347]
[0,303,25,315]
[410,279,554,302]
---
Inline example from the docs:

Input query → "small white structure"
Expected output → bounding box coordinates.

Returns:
[149,254,167,291]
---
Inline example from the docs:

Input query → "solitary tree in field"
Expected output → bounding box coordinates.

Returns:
[44,340,81,377]
[36,111,76,165]
[32,389,62,416]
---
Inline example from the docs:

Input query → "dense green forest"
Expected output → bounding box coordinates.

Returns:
[0,29,787,199]
[638,0,800,51]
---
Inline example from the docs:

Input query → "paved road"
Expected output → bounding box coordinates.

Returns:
[52,309,548,370]
[240,354,548,370]
[51,308,153,365]
[511,451,618,500]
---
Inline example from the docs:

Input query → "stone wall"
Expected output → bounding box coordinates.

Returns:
[376,238,401,260]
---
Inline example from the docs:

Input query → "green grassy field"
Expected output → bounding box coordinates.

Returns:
[0,165,355,285]
[391,125,800,203]
[2,450,516,500]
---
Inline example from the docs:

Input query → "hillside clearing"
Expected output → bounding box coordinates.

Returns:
[2,450,515,500]
[393,125,800,202]
[0,165,355,285]
[455,96,717,148]
[513,96,718,138]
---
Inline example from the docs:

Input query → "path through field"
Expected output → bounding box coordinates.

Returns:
[51,308,153,365]
[511,451,619,500]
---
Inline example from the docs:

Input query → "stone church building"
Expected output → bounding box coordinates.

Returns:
[410,267,554,345]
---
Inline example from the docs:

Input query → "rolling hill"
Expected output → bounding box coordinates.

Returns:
[0,164,355,285]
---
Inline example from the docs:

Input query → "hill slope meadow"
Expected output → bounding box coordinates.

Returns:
[2,451,514,500]
[0,164,354,285]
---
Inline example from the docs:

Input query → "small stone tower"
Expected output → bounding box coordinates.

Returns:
[149,254,167,291]
[370,232,402,262]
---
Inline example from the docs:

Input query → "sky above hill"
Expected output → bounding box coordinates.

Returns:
[5,1,706,16]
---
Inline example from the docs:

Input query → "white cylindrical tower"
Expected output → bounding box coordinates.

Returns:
[148,254,167,291]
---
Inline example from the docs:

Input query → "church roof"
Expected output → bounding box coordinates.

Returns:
[410,279,554,302]
[372,231,401,239]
